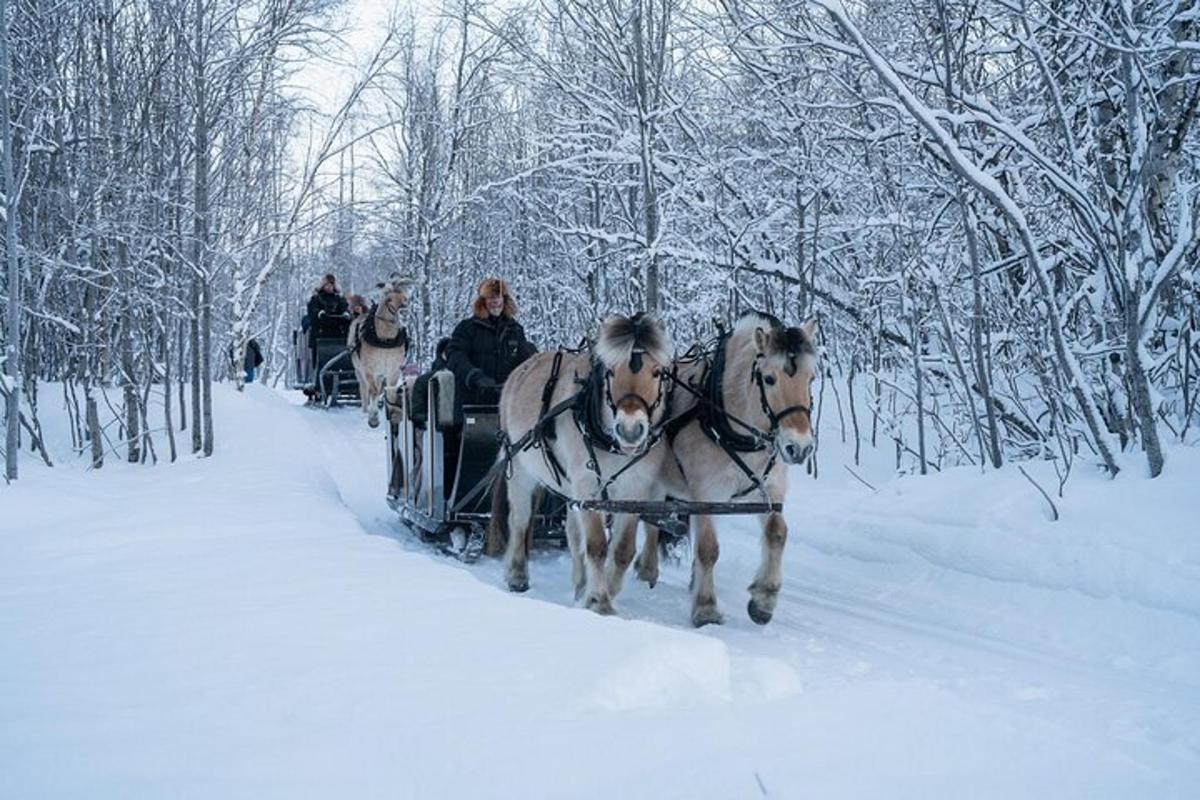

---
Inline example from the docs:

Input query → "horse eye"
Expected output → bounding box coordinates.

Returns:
[763,374,777,386]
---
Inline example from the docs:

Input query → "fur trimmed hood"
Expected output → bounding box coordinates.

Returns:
[313,273,341,295]
[472,277,517,319]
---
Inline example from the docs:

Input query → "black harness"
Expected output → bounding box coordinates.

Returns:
[665,330,811,499]
[356,303,409,351]
[509,342,672,501]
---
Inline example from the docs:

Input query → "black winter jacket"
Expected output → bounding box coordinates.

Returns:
[307,291,349,336]
[445,314,536,405]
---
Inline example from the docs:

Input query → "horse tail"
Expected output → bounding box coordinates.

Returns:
[486,466,509,557]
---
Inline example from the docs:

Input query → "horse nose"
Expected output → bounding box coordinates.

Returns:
[783,441,813,464]
[618,420,645,443]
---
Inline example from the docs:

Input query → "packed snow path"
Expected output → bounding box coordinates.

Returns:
[2,385,1198,798]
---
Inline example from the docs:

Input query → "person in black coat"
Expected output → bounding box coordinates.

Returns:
[307,273,350,335]
[410,338,459,429]
[243,339,264,383]
[305,273,349,370]
[445,277,537,405]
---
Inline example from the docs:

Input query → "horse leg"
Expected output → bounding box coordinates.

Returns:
[634,522,660,588]
[366,373,381,428]
[566,509,586,601]
[502,467,537,592]
[580,510,614,615]
[605,513,639,598]
[747,511,787,625]
[355,357,370,413]
[690,515,723,627]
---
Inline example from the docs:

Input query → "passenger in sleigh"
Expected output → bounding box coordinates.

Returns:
[305,273,350,369]
[444,277,537,407]
[409,338,459,430]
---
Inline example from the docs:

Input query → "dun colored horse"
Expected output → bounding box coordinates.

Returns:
[488,313,673,615]
[349,278,410,428]
[632,311,819,627]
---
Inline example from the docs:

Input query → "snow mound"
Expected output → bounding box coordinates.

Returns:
[581,634,733,711]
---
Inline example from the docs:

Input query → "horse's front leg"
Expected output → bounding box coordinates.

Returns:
[634,523,660,588]
[365,375,381,428]
[747,511,787,625]
[580,509,614,615]
[690,515,723,627]
[565,509,586,601]
[502,466,538,592]
[605,513,639,598]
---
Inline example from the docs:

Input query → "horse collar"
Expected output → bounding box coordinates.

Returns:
[575,360,622,455]
[701,335,769,453]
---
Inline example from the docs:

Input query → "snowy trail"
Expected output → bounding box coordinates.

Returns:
[304,389,1200,790]
[3,385,1198,798]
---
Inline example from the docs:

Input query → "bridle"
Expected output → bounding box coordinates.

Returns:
[600,347,669,433]
[377,295,405,325]
[747,354,811,445]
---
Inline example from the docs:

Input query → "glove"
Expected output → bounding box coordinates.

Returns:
[467,369,499,395]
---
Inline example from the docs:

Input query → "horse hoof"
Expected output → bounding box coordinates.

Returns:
[585,595,615,616]
[506,573,529,593]
[747,597,774,626]
[636,566,658,588]
[367,416,380,429]
[691,604,724,628]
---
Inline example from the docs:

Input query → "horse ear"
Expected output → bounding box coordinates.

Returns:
[754,326,769,353]
[801,317,819,341]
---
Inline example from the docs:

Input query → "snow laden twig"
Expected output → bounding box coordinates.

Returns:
[810,0,1121,476]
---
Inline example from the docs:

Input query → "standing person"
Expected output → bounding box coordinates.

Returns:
[445,277,537,405]
[243,338,264,384]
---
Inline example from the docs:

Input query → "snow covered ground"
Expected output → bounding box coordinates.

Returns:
[2,384,1198,799]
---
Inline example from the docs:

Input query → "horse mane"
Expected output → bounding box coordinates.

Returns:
[730,311,815,376]
[594,313,672,370]
[377,274,409,294]
[732,311,814,357]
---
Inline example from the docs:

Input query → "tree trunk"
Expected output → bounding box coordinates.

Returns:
[2,0,20,480]
[193,0,213,456]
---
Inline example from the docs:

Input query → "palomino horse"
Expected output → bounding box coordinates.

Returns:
[488,313,674,614]
[349,277,410,428]
[629,311,818,627]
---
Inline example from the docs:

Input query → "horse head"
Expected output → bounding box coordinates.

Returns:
[375,275,411,317]
[740,312,819,465]
[594,313,673,454]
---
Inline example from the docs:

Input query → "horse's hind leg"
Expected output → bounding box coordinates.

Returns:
[502,467,537,592]
[580,510,614,615]
[634,523,660,588]
[566,509,586,601]
[747,511,787,625]
[605,513,638,598]
[690,515,723,627]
